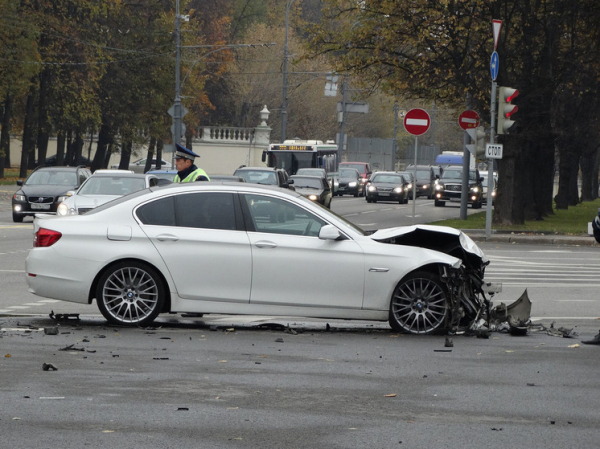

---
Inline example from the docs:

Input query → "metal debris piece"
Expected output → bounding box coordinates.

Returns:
[49,310,80,321]
[547,321,580,338]
[444,337,453,347]
[42,363,58,371]
[44,327,59,335]
[275,338,284,343]
[582,330,600,345]
[59,344,84,352]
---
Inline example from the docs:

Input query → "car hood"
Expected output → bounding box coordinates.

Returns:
[371,182,403,188]
[69,194,121,208]
[21,185,77,196]
[294,187,325,196]
[369,224,488,268]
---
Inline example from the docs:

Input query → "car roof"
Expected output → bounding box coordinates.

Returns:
[90,173,155,179]
[234,166,277,171]
[147,169,178,174]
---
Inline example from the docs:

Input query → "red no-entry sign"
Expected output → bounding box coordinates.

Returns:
[404,108,431,136]
[458,110,480,130]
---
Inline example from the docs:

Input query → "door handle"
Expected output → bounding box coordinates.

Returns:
[254,240,277,249]
[156,234,179,242]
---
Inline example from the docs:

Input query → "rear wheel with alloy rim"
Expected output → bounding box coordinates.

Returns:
[389,271,449,334]
[96,261,165,326]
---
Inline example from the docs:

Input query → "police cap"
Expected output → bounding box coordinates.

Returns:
[174,143,200,161]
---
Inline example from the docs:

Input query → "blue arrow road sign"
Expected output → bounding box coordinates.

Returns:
[490,51,499,81]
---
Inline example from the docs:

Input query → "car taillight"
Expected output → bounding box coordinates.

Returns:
[34,228,62,247]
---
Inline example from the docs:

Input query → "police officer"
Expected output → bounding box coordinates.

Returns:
[173,143,210,183]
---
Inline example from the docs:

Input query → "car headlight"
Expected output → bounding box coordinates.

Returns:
[308,194,318,201]
[471,186,479,193]
[56,202,69,216]
[368,185,377,192]
[349,181,357,187]
[57,195,70,202]
[13,193,26,202]
[435,184,444,191]
[423,184,429,190]
[407,183,413,189]
[393,187,403,193]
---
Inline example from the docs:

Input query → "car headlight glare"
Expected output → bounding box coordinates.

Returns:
[368,185,376,192]
[435,184,444,191]
[57,195,70,202]
[471,187,479,193]
[13,194,26,202]
[349,182,357,187]
[393,187,402,193]
[308,194,318,201]
[57,202,69,216]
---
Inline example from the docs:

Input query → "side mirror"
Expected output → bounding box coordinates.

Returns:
[17,180,23,186]
[478,177,484,183]
[319,224,345,241]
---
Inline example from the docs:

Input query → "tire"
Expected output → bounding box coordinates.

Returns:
[366,197,372,203]
[389,271,449,334]
[12,212,23,223]
[434,199,445,207]
[96,261,165,326]
[472,200,482,209]
[354,191,359,197]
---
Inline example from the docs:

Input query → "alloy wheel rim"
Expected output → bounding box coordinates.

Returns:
[392,278,447,334]
[102,267,159,324]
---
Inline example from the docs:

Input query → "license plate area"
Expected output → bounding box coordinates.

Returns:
[31,203,51,210]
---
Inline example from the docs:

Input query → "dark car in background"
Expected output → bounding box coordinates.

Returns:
[289,175,332,208]
[406,164,436,199]
[336,168,364,197]
[338,162,372,188]
[434,165,484,209]
[365,172,410,204]
[12,166,92,222]
[233,167,294,189]
[42,154,92,167]
[593,208,600,244]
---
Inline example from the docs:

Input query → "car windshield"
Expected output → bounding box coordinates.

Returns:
[373,174,402,184]
[290,176,322,189]
[442,169,477,181]
[26,171,77,186]
[235,170,278,185]
[416,170,431,179]
[78,177,146,195]
[296,169,323,177]
[341,164,366,174]
[339,169,358,178]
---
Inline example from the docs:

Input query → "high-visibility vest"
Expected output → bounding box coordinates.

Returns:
[174,168,210,183]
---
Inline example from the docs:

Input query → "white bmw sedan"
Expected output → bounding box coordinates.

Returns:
[26,182,492,334]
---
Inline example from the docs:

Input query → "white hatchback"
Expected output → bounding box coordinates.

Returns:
[27,183,494,334]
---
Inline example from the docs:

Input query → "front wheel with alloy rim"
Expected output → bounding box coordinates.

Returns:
[389,271,449,334]
[96,261,165,326]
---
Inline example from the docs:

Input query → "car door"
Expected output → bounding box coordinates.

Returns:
[241,193,365,310]
[137,192,252,303]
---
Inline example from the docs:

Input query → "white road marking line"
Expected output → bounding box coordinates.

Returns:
[0,270,26,273]
[38,299,60,303]
[7,306,31,309]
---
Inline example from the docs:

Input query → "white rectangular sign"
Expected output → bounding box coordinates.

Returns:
[486,143,503,159]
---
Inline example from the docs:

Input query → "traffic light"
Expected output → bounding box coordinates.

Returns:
[466,126,486,159]
[497,87,519,134]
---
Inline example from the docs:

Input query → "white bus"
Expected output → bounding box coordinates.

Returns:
[262,139,338,176]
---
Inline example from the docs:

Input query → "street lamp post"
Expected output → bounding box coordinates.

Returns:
[281,0,294,142]
[173,0,183,147]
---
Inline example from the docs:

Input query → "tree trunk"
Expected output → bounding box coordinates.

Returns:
[118,140,132,170]
[56,130,65,166]
[20,85,37,177]
[0,93,13,178]
[144,136,156,173]
[36,69,51,166]
[156,139,164,171]
[65,129,74,166]
[580,143,599,201]
[73,129,84,165]
[93,122,111,172]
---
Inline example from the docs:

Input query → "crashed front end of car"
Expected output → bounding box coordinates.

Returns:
[370,225,527,334]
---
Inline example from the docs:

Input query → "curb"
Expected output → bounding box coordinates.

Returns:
[464,230,599,246]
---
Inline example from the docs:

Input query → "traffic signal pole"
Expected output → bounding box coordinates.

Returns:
[486,81,497,238]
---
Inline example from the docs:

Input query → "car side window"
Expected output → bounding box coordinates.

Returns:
[176,192,236,230]
[137,196,177,226]
[243,194,325,237]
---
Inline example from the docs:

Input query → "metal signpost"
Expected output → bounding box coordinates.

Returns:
[403,108,431,222]
[486,20,502,238]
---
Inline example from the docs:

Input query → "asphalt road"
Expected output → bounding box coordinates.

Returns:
[2,186,600,448]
